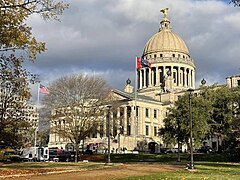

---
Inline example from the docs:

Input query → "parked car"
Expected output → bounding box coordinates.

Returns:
[49,148,71,162]
[0,148,21,162]
[69,151,81,161]
[166,148,183,153]
[197,146,213,153]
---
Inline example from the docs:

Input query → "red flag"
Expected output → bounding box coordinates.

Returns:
[136,57,152,69]
[39,84,49,94]
[136,57,142,69]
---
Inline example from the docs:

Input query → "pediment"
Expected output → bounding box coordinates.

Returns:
[106,89,133,102]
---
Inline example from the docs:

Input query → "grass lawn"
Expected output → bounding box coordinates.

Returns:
[114,162,240,180]
[1,153,240,179]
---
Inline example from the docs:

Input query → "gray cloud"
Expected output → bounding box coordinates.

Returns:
[25,0,240,101]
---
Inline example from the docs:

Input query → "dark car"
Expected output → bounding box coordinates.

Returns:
[69,151,81,161]
[49,149,71,162]
[197,146,213,153]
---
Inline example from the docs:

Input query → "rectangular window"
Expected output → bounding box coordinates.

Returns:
[146,108,149,117]
[154,126,158,136]
[146,125,149,136]
[154,109,157,118]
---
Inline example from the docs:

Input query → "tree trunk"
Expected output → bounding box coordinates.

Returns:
[82,139,85,154]
[75,143,79,163]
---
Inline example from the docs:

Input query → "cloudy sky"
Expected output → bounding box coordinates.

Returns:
[25,0,240,101]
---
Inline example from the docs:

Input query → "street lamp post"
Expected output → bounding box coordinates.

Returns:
[107,105,112,163]
[177,118,181,162]
[187,88,194,169]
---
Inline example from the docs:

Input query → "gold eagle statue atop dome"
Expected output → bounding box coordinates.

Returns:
[160,8,169,18]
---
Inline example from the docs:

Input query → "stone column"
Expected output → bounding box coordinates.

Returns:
[131,106,135,136]
[117,107,121,134]
[152,68,155,86]
[143,69,146,88]
[187,68,191,87]
[123,106,127,135]
[148,69,152,87]
[139,70,142,89]
[184,68,187,87]
[179,68,182,87]
[192,69,195,89]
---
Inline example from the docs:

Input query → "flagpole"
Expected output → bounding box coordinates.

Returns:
[34,81,40,160]
[37,82,40,108]
[134,56,138,149]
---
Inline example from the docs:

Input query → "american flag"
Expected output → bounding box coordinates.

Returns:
[39,84,49,94]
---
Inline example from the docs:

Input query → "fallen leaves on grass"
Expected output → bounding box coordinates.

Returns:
[0,168,65,176]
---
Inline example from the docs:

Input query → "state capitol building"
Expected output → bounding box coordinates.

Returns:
[48,9,239,153]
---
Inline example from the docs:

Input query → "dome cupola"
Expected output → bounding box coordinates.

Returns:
[143,8,189,57]
[137,8,196,96]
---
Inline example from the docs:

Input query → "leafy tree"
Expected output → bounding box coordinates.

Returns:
[160,92,212,149]
[207,86,240,152]
[231,0,240,6]
[161,85,240,154]
[44,74,110,162]
[204,86,234,152]
[0,54,32,148]
[0,0,68,148]
[0,0,69,60]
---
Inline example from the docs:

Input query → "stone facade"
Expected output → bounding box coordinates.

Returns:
[48,9,195,152]
[226,75,240,88]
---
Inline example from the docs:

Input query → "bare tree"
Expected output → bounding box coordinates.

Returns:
[44,74,110,162]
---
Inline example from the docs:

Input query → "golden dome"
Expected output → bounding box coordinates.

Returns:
[143,15,189,56]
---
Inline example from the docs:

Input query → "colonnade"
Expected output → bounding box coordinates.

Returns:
[49,104,162,150]
[49,106,138,144]
[137,65,195,90]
